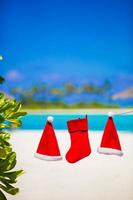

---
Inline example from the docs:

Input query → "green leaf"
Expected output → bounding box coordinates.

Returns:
[0,99,4,107]
[0,145,12,160]
[0,190,7,200]
[0,183,19,195]
[0,170,24,181]
[0,124,10,129]
[6,119,22,127]
[0,93,4,99]
[7,111,27,119]
[0,132,11,141]
[12,102,21,112]
[0,147,7,159]
[0,176,17,184]
[0,103,13,113]
[0,137,11,147]
[0,152,16,172]
[4,146,12,154]
[0,115,4,122]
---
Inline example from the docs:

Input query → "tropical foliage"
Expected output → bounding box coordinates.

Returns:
[0,76,27,200]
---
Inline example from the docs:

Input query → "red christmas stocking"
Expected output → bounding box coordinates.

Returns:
[66,116,91,163]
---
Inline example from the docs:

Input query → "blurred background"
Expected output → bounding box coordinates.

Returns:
[0,0,133,109]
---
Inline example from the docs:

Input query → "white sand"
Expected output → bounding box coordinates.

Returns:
[24,108,133,115]
[6,130,133,200]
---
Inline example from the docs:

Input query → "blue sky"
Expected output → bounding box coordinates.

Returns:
[0,0,132,88]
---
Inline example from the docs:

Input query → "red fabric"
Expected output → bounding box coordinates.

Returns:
[36,121,61,156]
[100,117,122,150]
[66,116,91,163]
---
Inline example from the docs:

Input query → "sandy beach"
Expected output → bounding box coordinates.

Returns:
[6,130,133,200]
[23,108,133,115]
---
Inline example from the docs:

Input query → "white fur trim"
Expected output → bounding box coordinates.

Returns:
[108,111,114,117]
[47,116,54,123]
[97,147,123,156]
[34,152,62,161]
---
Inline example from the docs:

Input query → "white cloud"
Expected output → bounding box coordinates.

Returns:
[0,55,3,61]
[42,73,61,82]
[6,70,23,81]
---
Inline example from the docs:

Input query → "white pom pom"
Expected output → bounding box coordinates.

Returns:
[47,116,54,123]
[108,111,114,117]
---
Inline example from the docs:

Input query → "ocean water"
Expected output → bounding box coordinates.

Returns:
[20,114,133,132]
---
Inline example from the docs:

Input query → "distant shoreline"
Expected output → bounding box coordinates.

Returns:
[22,108,133,114]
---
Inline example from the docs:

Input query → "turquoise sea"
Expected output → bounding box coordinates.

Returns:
[21,114,133,132]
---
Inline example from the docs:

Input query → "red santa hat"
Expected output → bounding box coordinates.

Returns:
[34,116,62,161]
[97,112,123,156]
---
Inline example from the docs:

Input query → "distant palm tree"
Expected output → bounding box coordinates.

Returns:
[30,84,46,96]
[100,80,112,94]
[82,83,97,94]
[81,80,112,103]
[92,80,112,103]
[100,80,112,102]
[50,88,63,96]
[0,76,5,84]
[64,83,77,95]
[10,87,24,99]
